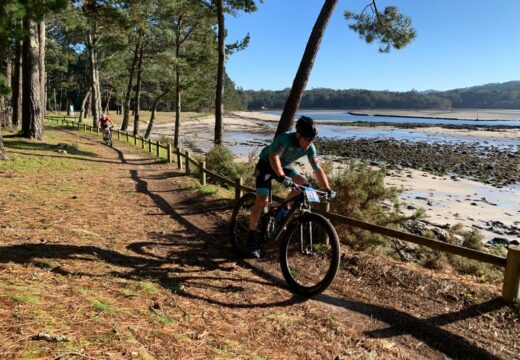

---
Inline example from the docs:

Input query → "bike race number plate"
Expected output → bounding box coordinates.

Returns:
[304,187,320,203]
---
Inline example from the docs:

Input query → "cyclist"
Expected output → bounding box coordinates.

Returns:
[98,113,113,130]
[247,116,336,258]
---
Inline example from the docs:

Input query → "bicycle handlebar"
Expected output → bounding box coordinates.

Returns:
[290,183,329,198]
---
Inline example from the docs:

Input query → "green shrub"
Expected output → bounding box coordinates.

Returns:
[159,135,172,145]
[421,251,448,270]
[206,145,240,180]
[318,160,425,250]
[461,229,484,250]
[236,149,259,188]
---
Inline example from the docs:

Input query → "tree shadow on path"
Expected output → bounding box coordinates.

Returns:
[2,132,511,359]
[125,163,514,359]
[316,293,507,360]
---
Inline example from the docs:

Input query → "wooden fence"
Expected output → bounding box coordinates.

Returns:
[45,115,520,303]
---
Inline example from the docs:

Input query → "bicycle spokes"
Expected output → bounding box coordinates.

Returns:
[283,217,336,290]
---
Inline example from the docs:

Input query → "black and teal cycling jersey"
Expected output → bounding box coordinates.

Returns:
[259,131,320,169]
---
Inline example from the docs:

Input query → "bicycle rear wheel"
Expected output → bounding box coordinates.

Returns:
[280,212,340,297]
[230,192,257,256]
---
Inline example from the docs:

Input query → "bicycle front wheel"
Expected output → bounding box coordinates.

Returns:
[280,212,340,297]
[230,192,257,257]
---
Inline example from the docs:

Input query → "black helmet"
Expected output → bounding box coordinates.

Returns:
[296,116,317,138]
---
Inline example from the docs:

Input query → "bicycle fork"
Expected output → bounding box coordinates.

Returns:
[299,221,314,255]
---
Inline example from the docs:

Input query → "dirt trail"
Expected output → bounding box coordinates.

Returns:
[125,141,519,358]
[1,126,518,359]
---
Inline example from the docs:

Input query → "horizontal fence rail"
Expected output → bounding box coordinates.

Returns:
[320,212,507,267]
[44,115,520,303]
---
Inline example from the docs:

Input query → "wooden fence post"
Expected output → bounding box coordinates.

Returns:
[235,178,243,202]
[185,150,190,175]
[147,139,151,153]
[117,130,120,140]
[199,161,207,185]
[83,124,86,132]
[502,245,520,303]
[126,131,129,142]
[176,148,182,170]
[167,144,172,163]
[140,136,144,149]
[156,141,160,157]
[134,134,137,146]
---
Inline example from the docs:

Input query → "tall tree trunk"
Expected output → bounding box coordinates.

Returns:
[132,41,144,136]
[22,18,44,139]
[145,84,173,139]
[85,90,91,119]
[39,20,46,114]
[53,88,57,112]
[174,69,181,148]
[173,27,182,149]
[122,38,141,131]
[12,36,22,128]
[1,47,13,129]
[0,126,6,160]
[87,20,102,127]
[214,0,225,145]
[104,90,111,114]
[78,89,90,123]
[144,105,157,140]
[275,0,338,137]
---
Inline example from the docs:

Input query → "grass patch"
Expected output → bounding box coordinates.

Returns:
[84,330,118,346]
[139,281,159,293]
[195,184,219,195]
[4,132,97,158]
[91,300,115,313]
[120,289,139,298]
[13,294,40,304]
[0,155,82,172]
[17,343,46,360]
[74,287,93,296]
[266,312,296,327]
[150,311,176,326]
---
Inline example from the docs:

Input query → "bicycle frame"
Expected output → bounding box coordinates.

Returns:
[263,185,323,246]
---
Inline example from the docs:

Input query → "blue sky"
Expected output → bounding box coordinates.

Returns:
[225,0,520,92]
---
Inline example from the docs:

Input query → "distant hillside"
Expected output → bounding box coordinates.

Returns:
[241,81,520,110]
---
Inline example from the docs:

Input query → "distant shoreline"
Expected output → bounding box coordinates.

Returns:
[260,108,520,121]
[347,111,481,121]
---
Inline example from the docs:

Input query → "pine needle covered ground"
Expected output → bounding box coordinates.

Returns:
[0,123,518,359]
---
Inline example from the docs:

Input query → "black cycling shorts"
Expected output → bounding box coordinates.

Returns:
[254,160,298,195]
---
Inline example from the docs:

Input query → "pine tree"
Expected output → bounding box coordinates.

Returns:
[275,0,415,137]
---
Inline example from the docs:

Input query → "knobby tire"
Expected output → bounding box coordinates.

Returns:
[279,212,340,297]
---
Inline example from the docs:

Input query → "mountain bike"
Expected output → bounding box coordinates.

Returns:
[230,184,340,297]
[102,126,113,147]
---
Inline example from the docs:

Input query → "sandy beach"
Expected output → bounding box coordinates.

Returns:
[144,110,520,244]
[349,108,520,121]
